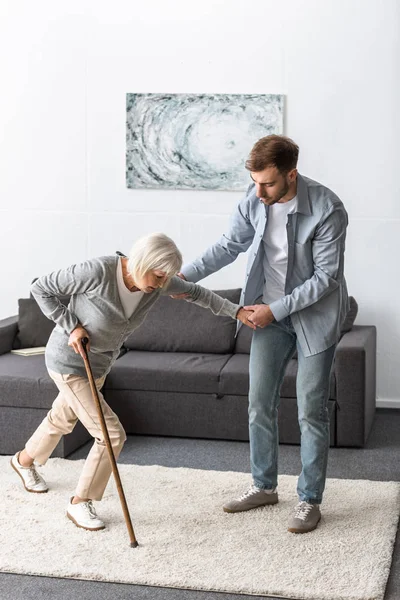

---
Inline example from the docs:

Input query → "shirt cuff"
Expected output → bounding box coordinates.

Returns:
[224,301,241,320]
[180,265,200,283]
[269,298,290,322]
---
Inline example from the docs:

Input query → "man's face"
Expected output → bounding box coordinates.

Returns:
[250,166,297,206]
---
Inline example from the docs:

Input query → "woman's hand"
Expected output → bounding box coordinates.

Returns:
[236,308,257,330]
[68,326,90,359]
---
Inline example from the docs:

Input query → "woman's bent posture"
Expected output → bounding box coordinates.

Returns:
[11,233,253,531]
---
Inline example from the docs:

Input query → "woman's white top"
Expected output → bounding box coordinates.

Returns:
[116,258,144,319]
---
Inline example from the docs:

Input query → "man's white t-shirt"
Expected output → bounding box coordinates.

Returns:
[262,196,297,305]
[116,258,144,319]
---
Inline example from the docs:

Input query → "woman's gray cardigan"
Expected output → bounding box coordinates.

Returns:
[30,255,241,379]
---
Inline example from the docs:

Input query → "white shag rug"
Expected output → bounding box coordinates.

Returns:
[1,456,399,600]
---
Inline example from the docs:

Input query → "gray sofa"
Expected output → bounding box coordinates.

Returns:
[0,288,377,458]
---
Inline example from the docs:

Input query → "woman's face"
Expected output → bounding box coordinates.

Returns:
[135,269,169,293]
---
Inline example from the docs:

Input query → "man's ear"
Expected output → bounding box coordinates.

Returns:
[288,168,298,183]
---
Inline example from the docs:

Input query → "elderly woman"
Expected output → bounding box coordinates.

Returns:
[11,233,254,532]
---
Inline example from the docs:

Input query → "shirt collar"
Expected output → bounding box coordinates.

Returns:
[294,173,312,215]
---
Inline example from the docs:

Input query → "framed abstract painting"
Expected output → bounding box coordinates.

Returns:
[126,93,284,191]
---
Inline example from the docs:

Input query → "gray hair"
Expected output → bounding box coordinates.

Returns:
[127,232,182,282]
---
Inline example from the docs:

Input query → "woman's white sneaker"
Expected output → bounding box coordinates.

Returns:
[67,498,105,531]
[10,452,48,493]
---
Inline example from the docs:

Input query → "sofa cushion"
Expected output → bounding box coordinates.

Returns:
[15,294,70,348]
[219,354,337,399]
[234,324,253,354]
[0,353,58,409]
[104,350,231,394]
[15,298,56,348]
[124,289,241,354]
[234,296,359,355]
[218,354,250,396]
[0,316,18,355]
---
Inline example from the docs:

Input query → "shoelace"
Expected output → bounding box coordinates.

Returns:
[238,485,263,501]
[28,467,42,485]
[293,501,314,521]
[82,500,98,520]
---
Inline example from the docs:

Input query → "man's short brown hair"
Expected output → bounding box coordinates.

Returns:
[245,135,299,174]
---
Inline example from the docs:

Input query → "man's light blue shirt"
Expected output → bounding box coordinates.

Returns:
[181,173,349,357]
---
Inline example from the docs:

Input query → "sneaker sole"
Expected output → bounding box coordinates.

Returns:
[67,511,105,532]
[10,458,49,494]
[223,497,279,513]
[287,514,321,534]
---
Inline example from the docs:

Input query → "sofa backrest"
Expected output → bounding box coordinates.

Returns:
[233,296,359,355]
[14,283,358,355]
[124,289,241,354]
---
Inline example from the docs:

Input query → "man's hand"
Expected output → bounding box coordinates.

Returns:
[236,308,257,330]
[243,304,275,328]
[68,326,90,359]
[170,272,189,299]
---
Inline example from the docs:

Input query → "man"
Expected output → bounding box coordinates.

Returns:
[179,135,349,533]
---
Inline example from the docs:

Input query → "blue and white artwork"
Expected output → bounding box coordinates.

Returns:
[126,93,284,191]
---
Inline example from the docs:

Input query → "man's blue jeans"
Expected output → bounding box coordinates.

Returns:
[248,316,336,504]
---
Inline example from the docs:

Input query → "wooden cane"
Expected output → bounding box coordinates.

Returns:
[81,337,138,548]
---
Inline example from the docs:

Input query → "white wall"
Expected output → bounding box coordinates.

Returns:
[1,0,399,405]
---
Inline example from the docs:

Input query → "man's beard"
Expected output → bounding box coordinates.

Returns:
[264,180,290,204]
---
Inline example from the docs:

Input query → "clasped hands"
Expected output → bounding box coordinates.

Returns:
[236,304,275,330]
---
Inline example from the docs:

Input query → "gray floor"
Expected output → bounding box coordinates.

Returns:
[1,409,399,600]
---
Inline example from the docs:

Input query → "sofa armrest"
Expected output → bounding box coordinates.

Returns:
[334,325,377,447]
[0,316,18,355]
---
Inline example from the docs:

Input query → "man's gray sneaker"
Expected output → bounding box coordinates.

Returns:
[223,484,278,513]
[288,501,321,533]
